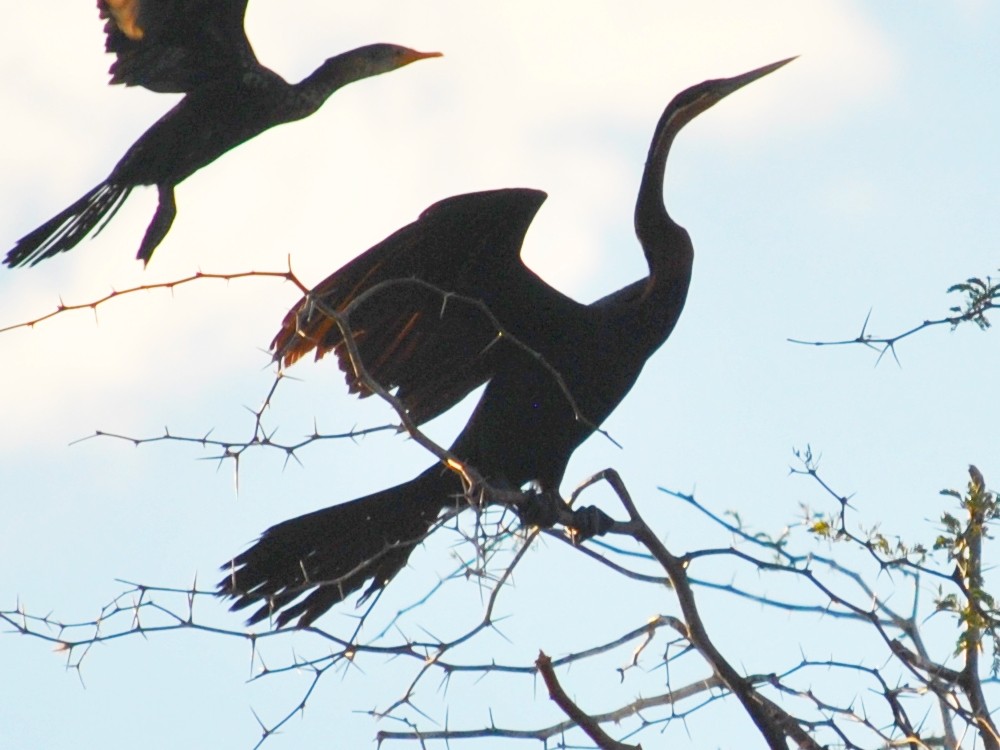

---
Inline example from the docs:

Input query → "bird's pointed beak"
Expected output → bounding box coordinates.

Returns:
[408,50,444,63]
[715,56,797,100]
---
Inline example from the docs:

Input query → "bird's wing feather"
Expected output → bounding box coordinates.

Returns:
[273,188,585,425]
[99,0,256,93]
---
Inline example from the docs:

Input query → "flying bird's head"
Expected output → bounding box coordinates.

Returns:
[336,43,443,81]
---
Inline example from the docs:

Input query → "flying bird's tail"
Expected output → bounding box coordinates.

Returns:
[218,468,458,628]
[4,182,130,267]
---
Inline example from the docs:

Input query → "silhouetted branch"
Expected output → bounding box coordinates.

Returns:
[8,457,999,748]
[583,468,825,750]
[7,267,1000,748]
[535,650,640,750]
[0,265,305,335]
[296,274,622,448]
[80,420,398,470]
[47,272,622,497]
[788,270,998,362]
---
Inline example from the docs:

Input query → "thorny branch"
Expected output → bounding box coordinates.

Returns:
[788,271,999,363]
[6,461,999,748]
[5,269,1000,748]
[12,270,623,491]
[535,651,640,750]
[291,274,622,448]
[0,265,306,336]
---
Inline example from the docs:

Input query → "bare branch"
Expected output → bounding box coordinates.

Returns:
[788,270,999,360]
[535,651,640,750]
[0,266,305,335]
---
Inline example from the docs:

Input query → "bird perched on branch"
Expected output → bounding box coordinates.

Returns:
[4,0,440,268]
[220,57,795,627]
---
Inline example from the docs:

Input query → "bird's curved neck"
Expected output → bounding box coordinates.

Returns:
[290,56,360,118]
[636,122,676,223]
[632,107,694,322]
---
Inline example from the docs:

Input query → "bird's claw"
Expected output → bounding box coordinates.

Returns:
[567,505,616,543]
[516,488,562,528]
[516,490,615,543]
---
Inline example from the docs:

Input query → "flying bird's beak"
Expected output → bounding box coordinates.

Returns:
[409,50,444,63]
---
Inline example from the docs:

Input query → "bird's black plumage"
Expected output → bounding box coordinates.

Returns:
[219,58,794,628]
[5,0,440,268]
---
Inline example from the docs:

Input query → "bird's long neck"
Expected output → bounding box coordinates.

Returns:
[631,106,694,335]
[288,57,357,119]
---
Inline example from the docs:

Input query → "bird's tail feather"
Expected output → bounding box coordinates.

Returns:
[218,469,455,628]
[5,182,130,268]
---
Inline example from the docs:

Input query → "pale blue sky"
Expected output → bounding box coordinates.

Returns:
[2,2,998,748]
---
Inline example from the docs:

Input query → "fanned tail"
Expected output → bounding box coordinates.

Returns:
[218,469,455,628]
[5,182,130,267]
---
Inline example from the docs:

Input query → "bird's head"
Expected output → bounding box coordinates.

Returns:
[335,43,443,80]
[635,57,795,271]
[660,57,796,135]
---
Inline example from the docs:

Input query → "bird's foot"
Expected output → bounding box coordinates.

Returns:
[516,488,563,528]
[567,505,616,543]
[516,490,615,544]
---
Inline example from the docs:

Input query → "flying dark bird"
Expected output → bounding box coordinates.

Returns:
[4,0,440,268]
[220,58,794,627]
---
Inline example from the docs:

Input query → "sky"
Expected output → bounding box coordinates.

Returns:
[2,1,998,748]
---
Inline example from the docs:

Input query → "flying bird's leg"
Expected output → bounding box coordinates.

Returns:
[138,184,177,264]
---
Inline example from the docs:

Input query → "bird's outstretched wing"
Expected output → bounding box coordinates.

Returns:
[273,188,583,425]
[99,0,257,93]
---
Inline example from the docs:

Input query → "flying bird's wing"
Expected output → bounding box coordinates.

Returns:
[273,188,583,425]
[99,0,256,93]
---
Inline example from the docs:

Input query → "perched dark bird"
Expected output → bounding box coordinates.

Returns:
[4,0,440,268]
[220,58,794,627]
